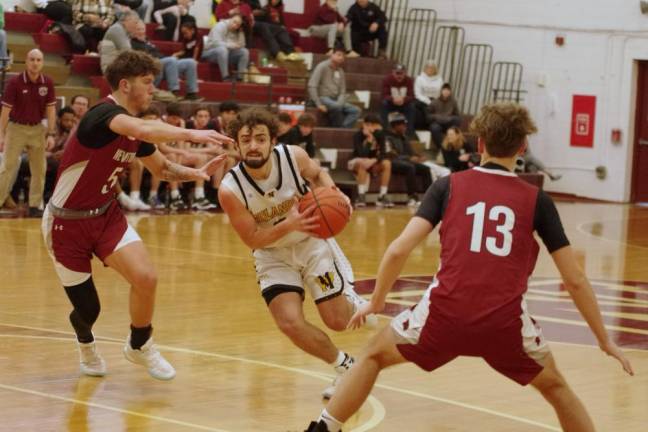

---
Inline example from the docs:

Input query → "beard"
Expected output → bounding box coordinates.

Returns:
[243,153,270,169]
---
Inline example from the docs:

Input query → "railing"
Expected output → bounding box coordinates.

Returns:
[375,0,409,59]
[455,44,494,115]
[395,8,437,75]
[431,26,465,86]
[489,62,525,104]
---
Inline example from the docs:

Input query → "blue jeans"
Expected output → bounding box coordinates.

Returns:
[156,57,198,93]
[320,96,360,128]
[202,46,249,80]
[0,29,7,61]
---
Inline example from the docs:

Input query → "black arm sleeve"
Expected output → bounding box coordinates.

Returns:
[136,142,157,157]
[534,190,570,253]
[76,103,129,149]
[415,176,450,227]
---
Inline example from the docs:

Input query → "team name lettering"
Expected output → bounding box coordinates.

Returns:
[113,149,137,163]
[253,199,294,224]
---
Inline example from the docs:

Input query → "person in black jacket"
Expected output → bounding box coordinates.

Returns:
[348,114,393,207]
[278,113,318,158]
[346,0,388,58]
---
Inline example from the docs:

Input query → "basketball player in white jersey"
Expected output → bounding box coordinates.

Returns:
[219,108,375,398]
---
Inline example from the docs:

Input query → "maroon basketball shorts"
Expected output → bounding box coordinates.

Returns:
[391,281,550,385]
[41,201,141,286]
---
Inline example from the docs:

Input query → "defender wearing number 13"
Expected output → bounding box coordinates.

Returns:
[306,102,634,432]
[41,51,233,381]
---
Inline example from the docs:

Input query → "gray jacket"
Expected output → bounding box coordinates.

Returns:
[205,20,246,51]
[308,59,347,106]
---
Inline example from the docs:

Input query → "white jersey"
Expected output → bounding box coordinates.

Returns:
[221,144,311,249]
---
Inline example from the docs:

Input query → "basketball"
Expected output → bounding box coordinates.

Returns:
[299,187,351,239]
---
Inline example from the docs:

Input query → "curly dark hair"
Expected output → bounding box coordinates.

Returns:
[228,107,279,141]
[105,50,161,91]
[470,102,537,157]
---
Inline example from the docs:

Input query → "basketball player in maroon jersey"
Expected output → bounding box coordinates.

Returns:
[305,102,633,432]
[41,50,232,380]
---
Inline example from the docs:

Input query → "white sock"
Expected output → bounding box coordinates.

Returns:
[130,191,140,200]
[118,191,129,201]
[170,189,180,199]
[330,350,346,368]
[379,186,388,196]
[330,351,353,373]
[194,187,205,199]
[357,184,367,195]
[318,409,343,432]
[150,191,158,199]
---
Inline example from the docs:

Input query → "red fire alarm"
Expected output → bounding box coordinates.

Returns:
[611,129,622,144]
[555,35,565,46]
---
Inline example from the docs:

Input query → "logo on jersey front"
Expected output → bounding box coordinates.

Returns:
[253,198,294,224]
[38,86,48,97]
[354,276,648,350]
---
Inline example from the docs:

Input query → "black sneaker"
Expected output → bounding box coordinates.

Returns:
[184,92,204,102]
[305,421,333,432]
[27,207,43,218]
[376,194,394,208]
[169,196,187,211]
[191,197,218,211]
[354,194,366,208]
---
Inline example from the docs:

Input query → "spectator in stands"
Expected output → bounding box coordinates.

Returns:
[72,0,116,53]
[308,46,360,128]
[131,20,203,100]
[0,49,56,217]
[346,0,387,59]
[349,113,392,208]
[152,0,191,41]
[414,59,443,129]
[172,20,202,61]
[215,101,240,133]
[44,106,78,202]
[276,111,293,143]
[279,113,318,158]
[386,112,432,206]
[310,0,359,57]
[248,0,300,62]
[214,0,253,41]
[382,63,416,136]
[68,94,90,118]
[202,15,250,82]
[99,10,140,72]
[520,147,562,181]
[440,126,477,172]
[428,82,461,150]
[0,4,7,71]
[23,0,74,24]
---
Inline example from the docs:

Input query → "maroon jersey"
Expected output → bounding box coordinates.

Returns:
[50,96,155,210]
[432,167,540,326]
[1,72,56,124]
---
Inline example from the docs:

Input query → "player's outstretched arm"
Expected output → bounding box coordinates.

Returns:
[108,113,234,147]
[348,216,434,329]
[140,149,228,182]
[219,188,320,250]
[551,246,634,376]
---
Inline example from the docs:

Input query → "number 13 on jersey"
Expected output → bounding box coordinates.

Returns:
[466,202,515,257]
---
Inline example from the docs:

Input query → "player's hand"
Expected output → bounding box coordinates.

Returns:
[347,300,381,330]
[45,135,56,151]
[600,340,634,376]
[197,154,228,179]
[188,129,234,148]
[286,198,320,233]
[369,22,379,33]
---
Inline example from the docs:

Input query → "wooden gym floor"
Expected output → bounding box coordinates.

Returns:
[0,201,646,431]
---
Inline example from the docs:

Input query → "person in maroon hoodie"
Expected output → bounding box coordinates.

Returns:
[381,63,416,136]
[309,0,359,57]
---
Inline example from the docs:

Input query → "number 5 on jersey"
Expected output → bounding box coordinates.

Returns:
[466,202,515,257]
[102,167,124,194]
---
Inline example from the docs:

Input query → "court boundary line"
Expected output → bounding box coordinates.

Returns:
[0,324,562,431]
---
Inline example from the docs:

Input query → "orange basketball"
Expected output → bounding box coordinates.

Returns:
[299,187,351,239]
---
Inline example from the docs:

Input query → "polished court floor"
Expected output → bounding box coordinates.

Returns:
[0,201,646,431]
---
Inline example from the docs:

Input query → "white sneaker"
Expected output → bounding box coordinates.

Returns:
[322,353,354,399]
[78,341,107,377]
[344,285,378,328]
[123,337,176,380]
[133,198,151,211]
[117,192,139,211]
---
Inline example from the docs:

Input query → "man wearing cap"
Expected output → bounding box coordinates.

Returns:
[386,112,432,207]
[381,64,416,137]
[0,49,56,217]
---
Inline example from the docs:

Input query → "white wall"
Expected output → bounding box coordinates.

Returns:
[396,0,648,201]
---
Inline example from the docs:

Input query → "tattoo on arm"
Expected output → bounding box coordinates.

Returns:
[159,159,198,182]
